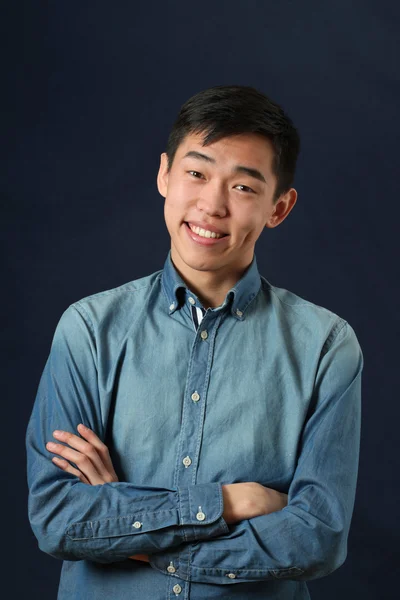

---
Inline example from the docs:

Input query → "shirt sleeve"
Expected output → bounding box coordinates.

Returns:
[26,305,228,564]
[150,321,363,584]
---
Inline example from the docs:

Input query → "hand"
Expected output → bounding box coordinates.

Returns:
[46,426,146,562]
[222,482,288,524]
[46,424,119,485]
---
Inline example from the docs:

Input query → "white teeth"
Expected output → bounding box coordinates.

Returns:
[189,224,223,239]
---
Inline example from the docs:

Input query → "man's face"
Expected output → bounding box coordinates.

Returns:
[157,131,296,280]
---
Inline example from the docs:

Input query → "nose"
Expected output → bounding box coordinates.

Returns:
[196,181,228,218]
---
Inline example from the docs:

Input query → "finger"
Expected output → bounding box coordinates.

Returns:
[52,457,90,484]
[51,429,113,481]
[46,441,103,485]
[76,424,118,479]
[129,554,150,562]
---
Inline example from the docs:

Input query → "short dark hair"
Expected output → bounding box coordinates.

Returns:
[165,85,300,202]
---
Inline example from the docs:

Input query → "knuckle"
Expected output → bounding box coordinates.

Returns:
[87,449,99,461]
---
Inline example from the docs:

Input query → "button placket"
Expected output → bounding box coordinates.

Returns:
[172,313,222,500]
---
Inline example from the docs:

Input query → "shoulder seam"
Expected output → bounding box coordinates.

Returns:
[71,303,95,336]
[72,273,162,304]
[261,277,338,314]
[321,320,348,358]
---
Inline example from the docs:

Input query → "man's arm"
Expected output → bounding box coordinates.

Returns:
[150,321,363,584]
[26,305,231,564]
[44,425,288,563]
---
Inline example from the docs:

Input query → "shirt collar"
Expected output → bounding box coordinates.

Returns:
[161,251,261,321]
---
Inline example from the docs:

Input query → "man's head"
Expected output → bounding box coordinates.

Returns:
[157,85,299,292]
[165,85,300,203]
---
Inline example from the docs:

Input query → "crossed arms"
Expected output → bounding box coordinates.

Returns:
[26,305,363,585]
[45,424,288,562]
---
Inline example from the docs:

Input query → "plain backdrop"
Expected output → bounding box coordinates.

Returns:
[3,1,399,597]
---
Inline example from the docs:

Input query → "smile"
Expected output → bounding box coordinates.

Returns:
[187,224,226,239]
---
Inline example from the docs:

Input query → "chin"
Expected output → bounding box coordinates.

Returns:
[176,251,223,273]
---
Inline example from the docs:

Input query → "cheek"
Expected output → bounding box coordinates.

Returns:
[165,183,198,220]
[164,191,189,234]
[235,212,265,239]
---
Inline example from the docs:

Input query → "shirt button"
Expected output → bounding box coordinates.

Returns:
[236,309,243,317]
[173,583,182,595]
[196,511,206,521]
[132,521,142,529]
[227,573,236,579]
[182,456,192,468]
[188,296,196,305]
[191,391,200,402]
[169,303,175,311]
[200,330,208,340]
[167,562,176,573]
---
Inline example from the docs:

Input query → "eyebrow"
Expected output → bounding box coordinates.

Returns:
[182,150,267,184]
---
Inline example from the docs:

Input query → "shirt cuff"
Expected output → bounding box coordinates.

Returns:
[178,483,229,542]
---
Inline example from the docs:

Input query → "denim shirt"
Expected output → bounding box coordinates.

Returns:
[26,252,363,599]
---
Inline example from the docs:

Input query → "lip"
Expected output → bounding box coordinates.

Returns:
[184,222,229,246]
[187,221,227,236]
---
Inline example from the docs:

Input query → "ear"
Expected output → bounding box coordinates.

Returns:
[265,188,298,228]
[157,152,170,198]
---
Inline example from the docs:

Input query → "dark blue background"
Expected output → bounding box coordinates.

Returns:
[4,1,399,597]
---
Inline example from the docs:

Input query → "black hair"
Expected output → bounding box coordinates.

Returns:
[165,85,300,202]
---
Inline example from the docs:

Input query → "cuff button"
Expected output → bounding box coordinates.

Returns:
[132,521,142,529]
[196,510,206,521]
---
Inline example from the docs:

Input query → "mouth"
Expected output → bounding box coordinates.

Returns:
[185,222,228,239]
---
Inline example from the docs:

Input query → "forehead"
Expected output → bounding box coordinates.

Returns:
[176,132,275,170]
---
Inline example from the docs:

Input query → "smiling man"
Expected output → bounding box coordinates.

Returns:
[26,85,363,600]
[161,131,296,308]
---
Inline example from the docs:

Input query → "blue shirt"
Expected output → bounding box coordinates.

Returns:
[26,252,363,599]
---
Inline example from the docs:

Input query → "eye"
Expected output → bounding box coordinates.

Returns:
[188,170,204,179]
[235,184,255,193]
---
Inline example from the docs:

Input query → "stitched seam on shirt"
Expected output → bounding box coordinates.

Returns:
[320,320,348,358]
[262,277,341,313]
[187,486,193,529]
[178,489,188,542]
[70,509,178,528]
[73,279,160,304]
[191,316,221,486]
[189,566,304,574]
[72,303,96,336]
[173,334,199,489]
[161,272,174,306]
[240,285,262,314]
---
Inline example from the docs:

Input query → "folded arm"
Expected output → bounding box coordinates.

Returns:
[26,306,229,564]
[45,425,288,563]
[150,321,364,585]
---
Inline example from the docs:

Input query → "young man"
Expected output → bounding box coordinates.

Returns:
[26,85,363,599]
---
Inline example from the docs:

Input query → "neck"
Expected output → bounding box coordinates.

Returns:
[170,251,252,309]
